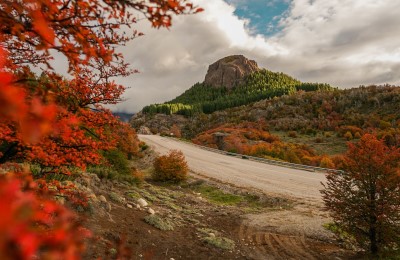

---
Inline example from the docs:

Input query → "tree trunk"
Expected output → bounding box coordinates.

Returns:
[369,225,378,254]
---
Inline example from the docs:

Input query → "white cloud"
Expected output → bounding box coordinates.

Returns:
[112,0,400,112]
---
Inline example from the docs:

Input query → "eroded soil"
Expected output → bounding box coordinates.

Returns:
[80,176,356,260]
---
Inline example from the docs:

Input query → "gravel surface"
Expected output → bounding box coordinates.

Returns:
[139,135,327,205]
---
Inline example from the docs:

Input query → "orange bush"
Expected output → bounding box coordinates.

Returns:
[344,131,353,140]
[319,156,335,169]
[170,124,182,138]
[153,150,188,182]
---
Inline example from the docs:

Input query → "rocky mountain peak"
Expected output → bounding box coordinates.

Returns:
[204,55,260,89]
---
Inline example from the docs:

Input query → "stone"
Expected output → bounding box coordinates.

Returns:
[148,208,155,214]
[127,204,133,209]
[138,126,152,135]
[204,55,259,89]
[137,198,148,207]
[99,195,107,203]
[209,233,216,238]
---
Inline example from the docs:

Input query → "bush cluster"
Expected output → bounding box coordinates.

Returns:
[152,150,188,182]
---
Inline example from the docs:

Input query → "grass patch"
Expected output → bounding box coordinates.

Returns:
[197,228,235,250]
[323,223,356,249]
[271,130,349,156]
[184,181,293,212]
[88,165,141,185]
[188,182,278,210]
[144,215,174,231]
[203,236,235,250]
[194,184,243,206]
[109,192,123,203]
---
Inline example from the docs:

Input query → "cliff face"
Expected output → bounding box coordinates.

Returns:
[204,55,260,89]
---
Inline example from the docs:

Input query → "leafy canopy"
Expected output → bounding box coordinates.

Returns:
[322,134,400,254]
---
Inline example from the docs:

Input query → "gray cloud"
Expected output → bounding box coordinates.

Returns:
[108,0,400,112]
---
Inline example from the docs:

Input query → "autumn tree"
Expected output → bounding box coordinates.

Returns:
[321,134,400,255]
[0,0,202,173]
[0,0,201,257]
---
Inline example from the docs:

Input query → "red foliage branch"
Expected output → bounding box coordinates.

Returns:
[0,171,91,260]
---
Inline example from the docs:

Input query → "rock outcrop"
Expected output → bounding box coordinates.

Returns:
[204,55,259,89]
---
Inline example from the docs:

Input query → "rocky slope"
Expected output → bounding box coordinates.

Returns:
[204,55,260,89]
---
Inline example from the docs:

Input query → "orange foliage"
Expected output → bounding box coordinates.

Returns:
[322,134,400,253]
[170,124,182,138]
[153,150,188,182]
[0,0,200,258]
[0,172,90,260]
[193,122,333,167]
[319,156,335,169]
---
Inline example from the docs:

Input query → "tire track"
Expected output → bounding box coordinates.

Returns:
[238,222,321,260]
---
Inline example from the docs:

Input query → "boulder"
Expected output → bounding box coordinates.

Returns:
[137,198,148,207]
[99,195,107,203]
[138,126,152,135]
[204,55,259,89]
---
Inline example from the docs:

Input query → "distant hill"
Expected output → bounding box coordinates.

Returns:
[141,55,333,116]
[113,112,135,122]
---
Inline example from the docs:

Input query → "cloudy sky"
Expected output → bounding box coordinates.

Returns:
[112,0,400,112]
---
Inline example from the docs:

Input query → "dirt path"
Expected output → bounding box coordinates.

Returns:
[139,135,326,205]
[137,135,352,259]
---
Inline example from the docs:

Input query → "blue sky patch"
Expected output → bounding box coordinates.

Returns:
[224,0,291,36]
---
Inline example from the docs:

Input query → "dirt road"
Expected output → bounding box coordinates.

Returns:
[139,135,348,258]
[139,135,326,204]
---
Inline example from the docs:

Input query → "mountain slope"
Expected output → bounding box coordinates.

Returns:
[142,56,333,115]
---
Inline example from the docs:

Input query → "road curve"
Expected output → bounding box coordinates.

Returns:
[139,135,326,203]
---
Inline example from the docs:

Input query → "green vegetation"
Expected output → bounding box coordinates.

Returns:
[203,236,235,250]
[197,228,235,250]
[142,69,333,115]
[188,181,279,210]
[144,215,174,231]
[194,184,244,205]
[103,149,131,175]
[323,223,356,249]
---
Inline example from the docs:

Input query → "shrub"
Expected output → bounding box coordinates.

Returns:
[144,215,174,231]
[153,150,188,182]
[315,137,323,143]
[344,131,353,140]
[288,131,297,138]
[103,149,131,175]
[139,141,149,151]
[170,124,182,138]
[319,156,335,169]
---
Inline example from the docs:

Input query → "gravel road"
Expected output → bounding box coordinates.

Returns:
[139,135,327,203]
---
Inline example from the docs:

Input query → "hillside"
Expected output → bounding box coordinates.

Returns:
[141,55,333,115]
[132,84,400,167]
[131,56,400,168]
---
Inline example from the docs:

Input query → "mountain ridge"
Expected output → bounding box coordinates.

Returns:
[140,55,333,116]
